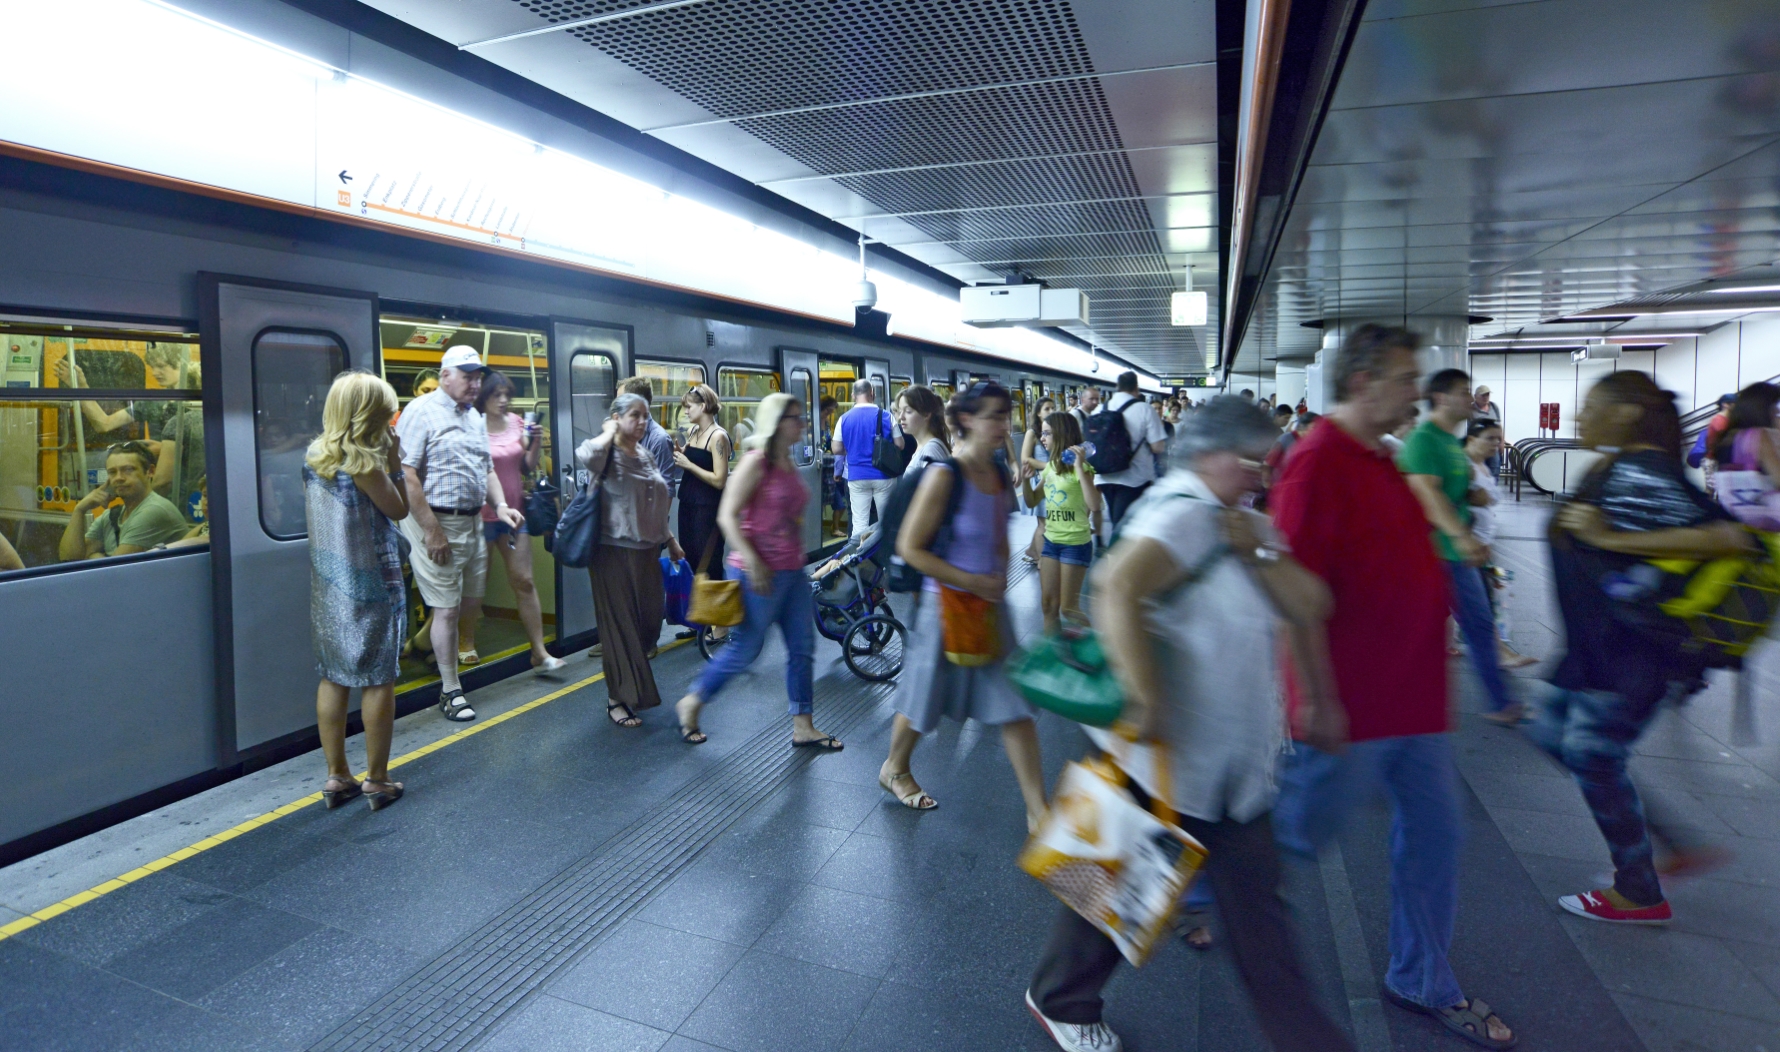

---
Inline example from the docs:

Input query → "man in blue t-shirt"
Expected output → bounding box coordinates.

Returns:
[831,378,904,539]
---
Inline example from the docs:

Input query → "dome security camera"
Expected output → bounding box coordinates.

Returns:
[852,278,878,312]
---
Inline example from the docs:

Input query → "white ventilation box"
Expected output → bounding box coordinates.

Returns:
[961,285,1089,327]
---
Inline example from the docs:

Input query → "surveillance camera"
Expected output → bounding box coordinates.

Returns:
[1090,359,1101,373]
[851,279,878,312]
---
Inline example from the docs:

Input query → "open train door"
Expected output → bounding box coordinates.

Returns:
[777,347,823,555]
[552,319,631,644]
[199,275,379,762]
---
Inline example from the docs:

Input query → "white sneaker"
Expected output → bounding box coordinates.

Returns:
[1026,989,1122,1052]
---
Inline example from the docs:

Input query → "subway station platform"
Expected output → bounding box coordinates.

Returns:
[3,503,1778,1052]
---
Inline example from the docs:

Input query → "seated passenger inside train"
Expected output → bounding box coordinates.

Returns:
[58,440,191,560]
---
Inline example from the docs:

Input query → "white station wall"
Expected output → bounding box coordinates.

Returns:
[1469,316,1780,445]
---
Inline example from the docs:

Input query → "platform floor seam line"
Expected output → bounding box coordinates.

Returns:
[307,674,895,1052]
[0,645,701,944]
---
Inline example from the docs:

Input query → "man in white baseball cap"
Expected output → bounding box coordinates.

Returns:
[396,343,524,721]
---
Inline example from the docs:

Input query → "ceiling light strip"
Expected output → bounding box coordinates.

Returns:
[641,61,1214,133]
[459,0,716,49]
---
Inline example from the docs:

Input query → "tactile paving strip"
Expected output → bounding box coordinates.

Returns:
[310,660,897,1052]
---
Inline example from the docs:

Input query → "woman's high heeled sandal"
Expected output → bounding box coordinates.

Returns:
[322,776,362,809]
[362,779,404,811]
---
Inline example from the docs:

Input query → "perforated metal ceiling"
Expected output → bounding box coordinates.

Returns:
[364,0,1219,376]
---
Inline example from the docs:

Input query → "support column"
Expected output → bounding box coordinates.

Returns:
[1308,316,1473,411]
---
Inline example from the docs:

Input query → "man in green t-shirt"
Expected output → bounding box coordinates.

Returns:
[1400,368,1518,720]
[59,441,191,561]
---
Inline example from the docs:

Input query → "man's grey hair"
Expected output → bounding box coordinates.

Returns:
[853,378,874,398]
[1167,395,1279,468]
[609,392,650,418]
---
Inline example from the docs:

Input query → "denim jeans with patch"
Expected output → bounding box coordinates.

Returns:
[1525,682,1665,905]
[1272,733,1465,1010]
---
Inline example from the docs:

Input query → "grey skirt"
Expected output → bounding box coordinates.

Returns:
[892,590,1035,734]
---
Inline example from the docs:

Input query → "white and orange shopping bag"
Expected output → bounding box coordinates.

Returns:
[1018,743,1207,966]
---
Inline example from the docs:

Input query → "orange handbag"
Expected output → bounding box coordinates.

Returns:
[939,586,1000,666]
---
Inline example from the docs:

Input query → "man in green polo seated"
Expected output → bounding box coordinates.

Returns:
[59,440,189,560]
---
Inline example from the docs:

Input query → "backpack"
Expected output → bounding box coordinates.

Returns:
[1084,399,1135,475]
[1645,530,1780,668]
[882,454,1011,592]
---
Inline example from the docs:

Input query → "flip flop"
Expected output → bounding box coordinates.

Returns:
[1383,987,1515,1050]
[792,735,844,750]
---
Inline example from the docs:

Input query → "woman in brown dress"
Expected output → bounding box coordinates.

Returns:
[576,393,685,727]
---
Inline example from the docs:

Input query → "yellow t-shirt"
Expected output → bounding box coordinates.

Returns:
[1042,461,1094,545]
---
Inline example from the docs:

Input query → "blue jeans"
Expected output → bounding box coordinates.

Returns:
[1449,562,1514,713]
[1273,734,1464,1009]
[1524,683,1664,905]
[694,568,814,715]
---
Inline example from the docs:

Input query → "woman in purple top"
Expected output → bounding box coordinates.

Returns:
[880,381,1045,830]
[674,393,841,751]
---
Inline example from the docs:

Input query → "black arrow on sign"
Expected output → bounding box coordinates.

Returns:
[338,170,353,185]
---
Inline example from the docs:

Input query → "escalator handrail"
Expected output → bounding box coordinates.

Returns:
[1507,438,1584,497]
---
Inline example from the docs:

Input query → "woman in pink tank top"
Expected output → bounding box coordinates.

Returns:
[674,393,841,753]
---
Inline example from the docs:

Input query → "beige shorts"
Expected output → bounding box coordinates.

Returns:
[400,512,487,608]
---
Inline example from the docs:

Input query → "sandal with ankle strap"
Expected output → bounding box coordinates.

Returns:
[438,688,476,722]
[322,776,362,809]
[879,770,937,810]
[362,779,404,812]
[606,702,642,728]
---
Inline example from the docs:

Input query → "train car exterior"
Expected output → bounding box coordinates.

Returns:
[0,152,1124,863]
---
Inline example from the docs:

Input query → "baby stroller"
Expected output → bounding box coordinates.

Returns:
[810,525,906,681]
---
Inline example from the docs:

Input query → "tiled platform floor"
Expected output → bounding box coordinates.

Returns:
[2,503,1776,1051]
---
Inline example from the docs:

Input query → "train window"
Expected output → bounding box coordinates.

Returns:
[252,329,345,541]
[890,376,910,404]
[0,326,207,572]
[931,379,954,402]
[716,367,779,458]
[633,360,704,432]
[571,352,617,451]
[787,367,816,468]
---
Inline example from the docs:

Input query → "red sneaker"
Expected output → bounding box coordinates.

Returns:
[1558,889,1672,925]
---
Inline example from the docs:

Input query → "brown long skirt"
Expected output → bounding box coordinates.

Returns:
[589,544,664,712]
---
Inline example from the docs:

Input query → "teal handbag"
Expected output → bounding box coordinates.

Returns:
[1008,490,1230,727]
[1006,629,1125,727]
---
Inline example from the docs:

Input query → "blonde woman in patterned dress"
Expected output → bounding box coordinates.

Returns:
[304,371,411,811]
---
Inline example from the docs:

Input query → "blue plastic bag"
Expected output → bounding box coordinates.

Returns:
[661,556,693,626]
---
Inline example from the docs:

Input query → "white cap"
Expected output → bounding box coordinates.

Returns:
[439,345,487,373]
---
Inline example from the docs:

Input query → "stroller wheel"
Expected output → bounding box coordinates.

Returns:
[697,625,733,661]
[843,614,905,682]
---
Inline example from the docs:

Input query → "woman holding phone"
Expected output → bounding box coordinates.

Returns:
[672,383,732,641]
[458,370,565,675]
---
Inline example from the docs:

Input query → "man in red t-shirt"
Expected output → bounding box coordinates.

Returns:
[1268,324,1516,1049]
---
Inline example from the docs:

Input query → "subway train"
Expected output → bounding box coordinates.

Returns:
[0,150,1133,865]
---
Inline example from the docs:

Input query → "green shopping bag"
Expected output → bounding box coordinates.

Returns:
[1006,629,1124,728]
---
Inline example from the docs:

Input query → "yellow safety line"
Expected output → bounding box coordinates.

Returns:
[0,639,687,944]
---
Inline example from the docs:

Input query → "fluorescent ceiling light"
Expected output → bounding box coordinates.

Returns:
[1706,284,1780,294]
[1170,291,1208,327]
